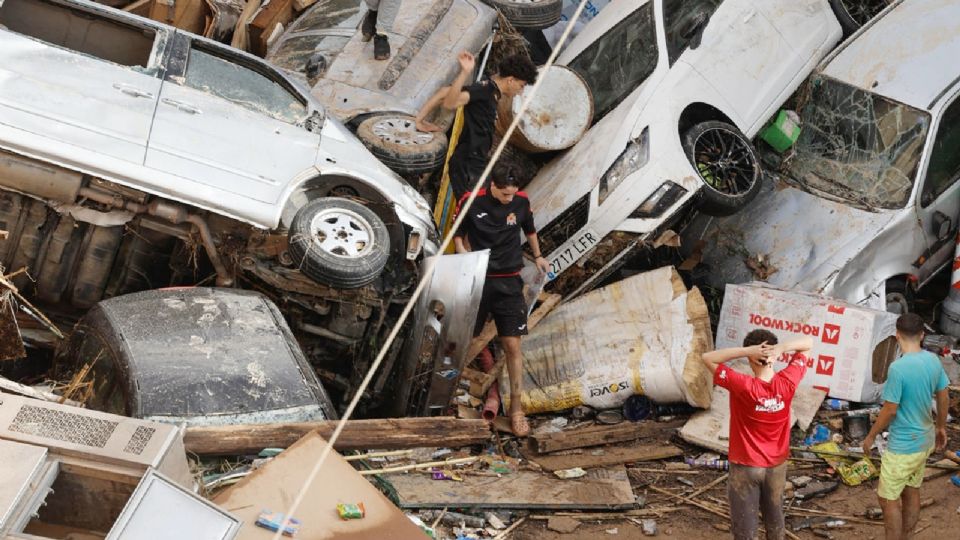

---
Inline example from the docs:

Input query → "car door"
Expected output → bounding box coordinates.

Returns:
[915,91,960,284]
[0,0,165,163]
[675,0,803,131]
[146,34,321,204]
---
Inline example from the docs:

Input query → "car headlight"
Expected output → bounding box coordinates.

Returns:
[629,181,688,218]
[598,127,650,205]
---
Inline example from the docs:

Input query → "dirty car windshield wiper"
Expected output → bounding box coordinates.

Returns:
[804,172,877,211]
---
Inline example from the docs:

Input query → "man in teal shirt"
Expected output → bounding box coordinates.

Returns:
[863,313,949,540]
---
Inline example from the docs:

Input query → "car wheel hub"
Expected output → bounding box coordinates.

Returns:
[371,117,435,146]
[309,208,374,258]
[693,127,756,196]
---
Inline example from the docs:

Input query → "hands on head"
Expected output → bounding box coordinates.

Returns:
[747,341,781,367]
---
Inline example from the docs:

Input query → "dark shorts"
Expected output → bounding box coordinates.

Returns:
[474,275,528,337]
[449,154,485,200]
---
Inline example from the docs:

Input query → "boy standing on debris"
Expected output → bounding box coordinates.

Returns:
[415,52,538,198]
[453,162,550,437]
[701,330,813,540]
[862,313,949,540]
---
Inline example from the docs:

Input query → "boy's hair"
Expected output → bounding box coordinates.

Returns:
[743,329,778,348]
[498,54,538,85]
[491,162,522,188]
[895,313,924,339]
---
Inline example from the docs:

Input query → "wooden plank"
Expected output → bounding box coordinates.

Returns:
[391,465,636,510]
[292,0,316,11]
[122,0,152,13]
[531,422,655,454]
[521,442,683,472]
[0,377,79,406]
[248,0,294,56]
[183,417,491,455]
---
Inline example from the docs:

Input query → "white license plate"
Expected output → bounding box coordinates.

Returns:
[547,229,600,280]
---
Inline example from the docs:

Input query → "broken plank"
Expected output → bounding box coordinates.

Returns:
[531,422,655,454]
[183,417,491,455]
[0,378,79,406]
[469,357,503,398]
[522,442,683,472]
[391,465,636,510]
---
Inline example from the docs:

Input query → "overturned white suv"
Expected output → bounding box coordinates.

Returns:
[0,0,484,414]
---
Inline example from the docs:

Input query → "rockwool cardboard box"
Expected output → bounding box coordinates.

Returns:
[715,283,899,403]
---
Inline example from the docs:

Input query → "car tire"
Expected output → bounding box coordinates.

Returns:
[884,278,914,315]
[682,120,762,217]
[487,0,563,31]
[356,114,448,177]
[287,197,390,289]
[828,0,889,36]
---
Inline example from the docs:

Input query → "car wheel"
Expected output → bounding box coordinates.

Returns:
[287,197,390,289]
[487,0,563,30]
[682,120,762,217]
[356,114,448,177]
[884,278,914,315]
[828,0,889,36]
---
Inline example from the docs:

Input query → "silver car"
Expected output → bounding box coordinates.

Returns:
[0,0,484,413]
[686,0,960,313]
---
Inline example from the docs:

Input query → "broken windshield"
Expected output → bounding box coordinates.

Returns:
[567,1,658,123]
[787,76,930,209]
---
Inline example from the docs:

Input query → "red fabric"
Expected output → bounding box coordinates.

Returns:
[715,352,808,467]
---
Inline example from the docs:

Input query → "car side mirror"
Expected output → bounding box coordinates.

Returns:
[932,211,952,242]
[685,13,711,50]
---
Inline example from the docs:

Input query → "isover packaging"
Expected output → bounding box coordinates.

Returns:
[716,282,899,402]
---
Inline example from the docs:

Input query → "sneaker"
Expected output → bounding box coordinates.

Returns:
[361,9,377,42]
[373,34,390,60]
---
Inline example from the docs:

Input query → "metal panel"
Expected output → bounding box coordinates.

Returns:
[107,469,239,540]
[0,439,46,529]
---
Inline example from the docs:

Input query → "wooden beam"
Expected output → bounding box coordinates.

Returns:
[530,422,654,454]
[184,417,492,456]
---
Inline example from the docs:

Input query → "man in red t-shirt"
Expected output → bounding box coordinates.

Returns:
[701,329,812,540]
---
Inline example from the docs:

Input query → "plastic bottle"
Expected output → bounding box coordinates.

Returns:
[822,399,850,411]
[802,424,832,446]
[685,454,730,470]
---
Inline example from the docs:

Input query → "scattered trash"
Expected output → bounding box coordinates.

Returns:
[685,452,729,470]
[554,467,588,479]
[421,510,486,529]
[431,468,464,481]
[804,424,835,447]
[336,502,366,520]
[605,527,619,535]
[794,481,840,501]
[486,512,506,530]
[823,399,850,411]
[759,109,802,153]
[408,515,437,539]
[547,516,582,533]
[865,507,883,520]
[641,519,657,536]
[810,442,878,486]
[790,475,813,488]
[677,477,696,487]
[597,409,624,425]
[951,475,960,488]
[842,413,871,441]
[256,510,301,537]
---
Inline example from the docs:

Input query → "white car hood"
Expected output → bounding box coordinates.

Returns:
[696,181,897,296]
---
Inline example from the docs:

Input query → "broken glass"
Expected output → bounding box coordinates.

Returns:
[269,35,350,77]
[567,1,658,123]
[185,48,308,124]
[787,76,930,210]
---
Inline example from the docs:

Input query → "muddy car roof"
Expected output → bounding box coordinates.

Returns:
[821,0,960,110]
[90,288,329,418]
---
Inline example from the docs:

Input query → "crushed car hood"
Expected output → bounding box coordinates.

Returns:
[695,181,897,295]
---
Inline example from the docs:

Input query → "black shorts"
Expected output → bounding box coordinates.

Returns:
[449,155,485,200]
[474,275,528,337]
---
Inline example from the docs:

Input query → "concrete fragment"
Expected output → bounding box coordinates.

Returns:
[546,516,581,533]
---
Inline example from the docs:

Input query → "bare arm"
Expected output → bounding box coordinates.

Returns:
[768,336,813,358]
[454,236,468,254]
[443,51,475,110]
[862,400,898,455]
[414,87,449,132]
[526,233,550,274]
[701,345,762,374]
[935,388,949,452]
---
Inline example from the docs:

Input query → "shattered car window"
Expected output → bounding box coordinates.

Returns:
[567,1,658,123]
[788,77,930,209]
[185,47,308,124]
[663,0,721,64]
